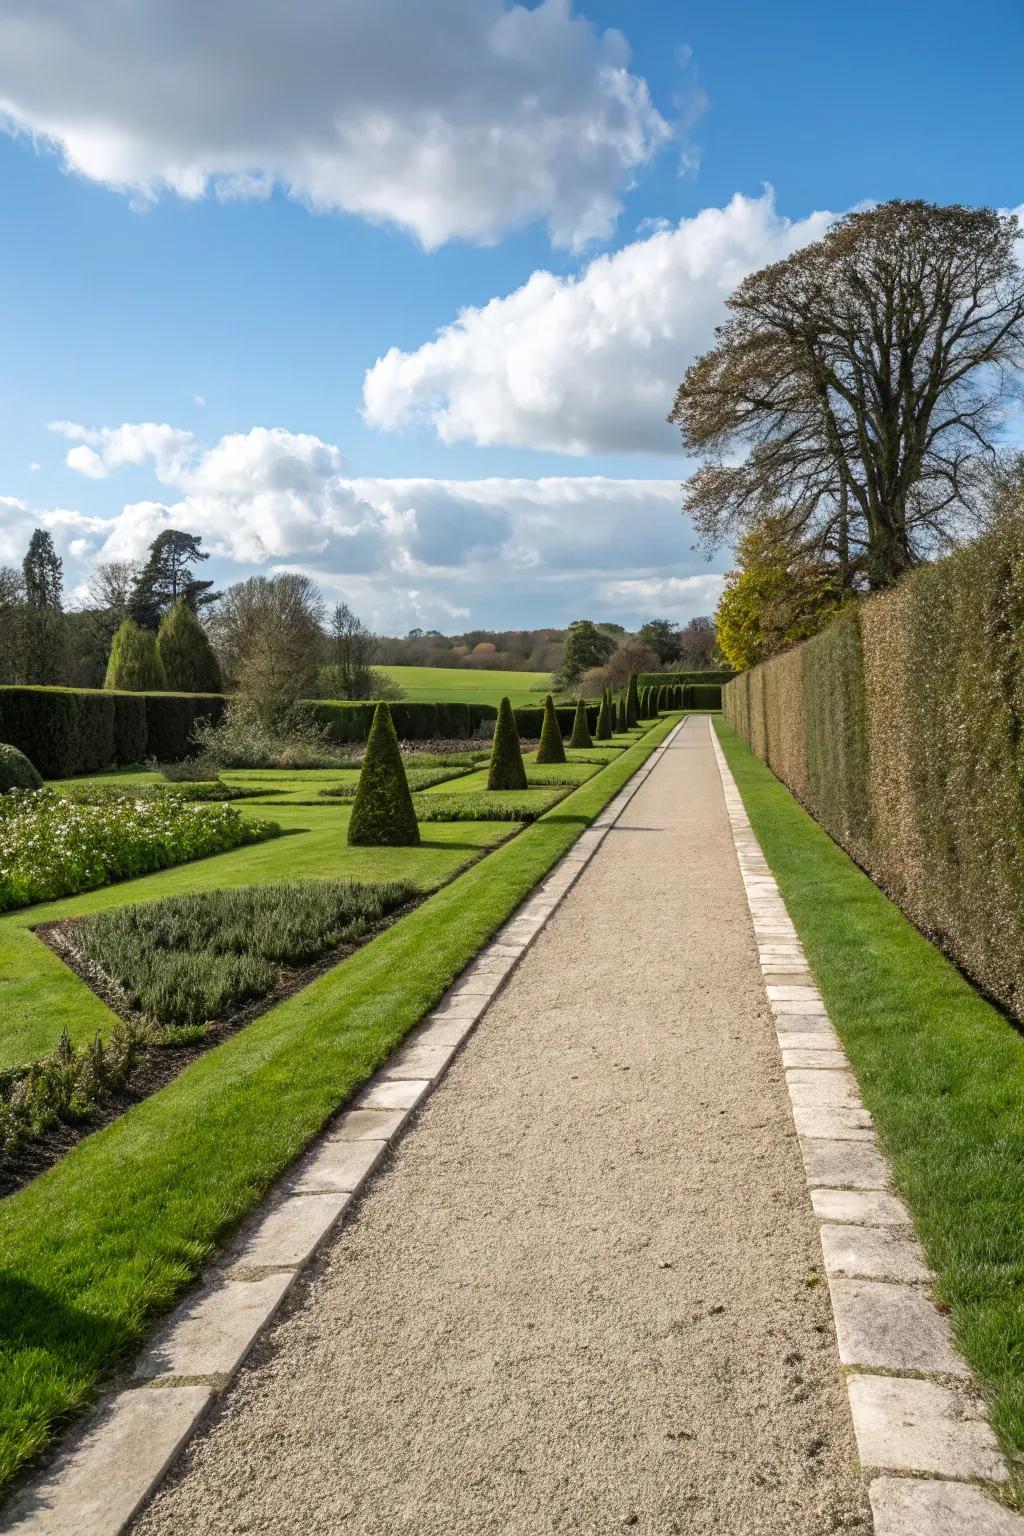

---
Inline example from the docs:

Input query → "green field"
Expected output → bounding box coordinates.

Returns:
[382,665,550,707]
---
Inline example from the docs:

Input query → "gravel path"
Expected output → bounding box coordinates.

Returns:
[134,718,870,1536]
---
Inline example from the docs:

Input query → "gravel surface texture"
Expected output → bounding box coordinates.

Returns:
[133,718,870,1536]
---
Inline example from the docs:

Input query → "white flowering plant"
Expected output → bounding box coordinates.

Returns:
[0,790,277,912]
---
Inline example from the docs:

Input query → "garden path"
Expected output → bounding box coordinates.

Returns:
[132,717,869,1535]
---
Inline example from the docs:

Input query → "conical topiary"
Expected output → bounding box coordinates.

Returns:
[674,684,683,709]
[639,686,651,718]
[157,598,222,692]
[536,694,566,764]
[488,696,528,790]
[626,673,640,727]
[348,702,420,846]
[657,686,667,712]
[596,690,612,741]
[568,698,593,749]
[105,619,167,691]
[617,694,628,732]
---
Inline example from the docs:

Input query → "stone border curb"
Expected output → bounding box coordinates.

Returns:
[709,719,1023,1535]
[0,721,685,1536]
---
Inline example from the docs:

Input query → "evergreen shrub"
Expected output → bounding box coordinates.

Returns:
[568,698,593,748]
[536,695,567,764]
[596,691,612,741]
[348,703,420,846]
[626,674,640,727]
[0,743,43,792]
[487,697,528,790]
[157,600,222,693]
[105,620,167,693]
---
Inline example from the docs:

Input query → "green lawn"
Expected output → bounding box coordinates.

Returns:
[0,715,678,1493]
[716,719,1024,1494]
[383,664,550,707]
[0,797,509,1072]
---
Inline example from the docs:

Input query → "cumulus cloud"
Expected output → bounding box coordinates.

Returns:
[8,420,724,629]
[0,0,677,250]
[363,189,837,453]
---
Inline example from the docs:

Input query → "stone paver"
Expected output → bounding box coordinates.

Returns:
[819,1222,932,1282]
[847,1374,1007,1481]
[869,1477,1024,1534]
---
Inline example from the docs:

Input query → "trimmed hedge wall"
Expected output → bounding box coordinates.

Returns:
[313,700,497,744]
[0,687,225,777]
[513,703,598,740]
[722,513,1024,1021]
[639,670,734,690]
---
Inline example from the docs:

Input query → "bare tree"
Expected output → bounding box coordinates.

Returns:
[208,574,325,715]
[605,640,657,688]
[670,201,1024,589]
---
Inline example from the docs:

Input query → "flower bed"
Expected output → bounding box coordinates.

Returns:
[0,790,277,912]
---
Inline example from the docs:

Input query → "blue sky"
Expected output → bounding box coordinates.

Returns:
[0,0,1021,633]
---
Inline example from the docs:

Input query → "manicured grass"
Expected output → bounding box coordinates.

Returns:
[383,664,550,706]
[0,715,676,1494]
[0,802,509,1072]
[716,719,1024,1491]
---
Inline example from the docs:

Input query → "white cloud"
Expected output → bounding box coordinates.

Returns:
[192,394,206,407]
[363,189,837,453]
[52,421,197,482]
[6,420,724,629]
[65,445,107,479]
[0,0,677,250]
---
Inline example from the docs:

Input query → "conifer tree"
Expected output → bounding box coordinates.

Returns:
[348,702,420,846]
[617,693,628,732]
[568,697,593,749]
[157,598,222,692]
[104,619,167,691]
[536,694,567,764]
[626,673,640,727]
[674,684,683,709]
[596,690,612,741]
[487,696,528,790]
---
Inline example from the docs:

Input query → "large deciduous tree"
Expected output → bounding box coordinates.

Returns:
[670,201,1024,590]
[559,619,617,687]
[714,517,846,671]
[637,619,681,665]
[208,573,324,715]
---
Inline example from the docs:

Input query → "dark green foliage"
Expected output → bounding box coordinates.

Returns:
[487,696,528,790]
[560,619,616,685]
[657,686,668,712]
[348,703,420,846]
[413,791,559,823]
[314,698,494,744]
[0,743,42,791]
[535,694,566,764]
[157,599,222,693]
[105,620,167,692]
[144,693,224,764]
[638,670,735,690]
[568,698,593,748]
[129,530,218,630]
[512,703,596,739]
[688,682,722,709]
[802,608,872,858]
[626,673,640,727]
[21,529,66,686]
[321,766,475,799]
[111,695,148,765]
[595,690,612,741]
[617,694,628,732]
[74,880,416,1029]
[674,684,684,709]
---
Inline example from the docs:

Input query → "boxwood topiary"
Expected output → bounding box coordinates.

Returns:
[617,693,627,732]
[0,742,43,791]
[596,690,612,741]
[487,696,528,790]
[626,673,640,727]
[348,701,420,846]
[568,697,593,749]
[536,694,567,764]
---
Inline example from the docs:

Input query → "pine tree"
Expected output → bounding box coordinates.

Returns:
[129,530,219,630]
[536,694,567,764]
[488,696,528,790]
[348,702,420,846]
[626,673,640,727]
[22,528,67,684]
[596,690,612,741]
[617,693,628,732]
[104,619,167,691]
[568,698,593,749]
[157,598,222,692]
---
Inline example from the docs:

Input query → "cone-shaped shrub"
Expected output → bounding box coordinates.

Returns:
[674,684,683,709]
[596,690,612,741]
[487,696,528,790]
[657,686,667,712]
[157,598,222,692]
[626,673,639,727]
[617,694,628,732]
[104,619,167,692]
[347,702,420,846]
[536,693,567,764]
[639,686,651,718]
[568,697,593,749]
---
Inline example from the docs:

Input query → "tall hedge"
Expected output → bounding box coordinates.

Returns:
[0,686,225,776]
[617,694,627,732]
[314,699,494,744]
[722,511,1024,1023]
[487,697,527,791]
[639,670,735,690]
[536,695,566,764]
[568,698,593,749]
[348,702,420,847]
